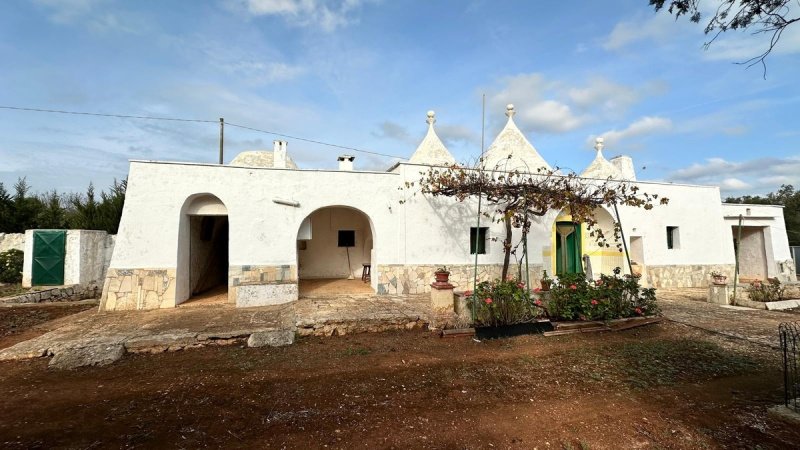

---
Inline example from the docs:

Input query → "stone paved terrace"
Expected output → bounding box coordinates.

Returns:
[658,288,799,349]
[294,294,430,336]
[0,303,295,366]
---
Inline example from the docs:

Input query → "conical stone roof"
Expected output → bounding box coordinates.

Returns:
[580,138,623,180]
[482,104,551,173]
[408,111,456,166]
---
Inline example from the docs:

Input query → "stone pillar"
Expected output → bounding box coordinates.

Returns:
[429,281,455,330]
[708,284,731,305]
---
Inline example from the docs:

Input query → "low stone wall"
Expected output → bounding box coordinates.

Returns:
[0,233,24,253]
[646,264,736,288]
[230,264,298,307]
[100,268,176,311]
[375,264,544,295]
[1,284,99,304]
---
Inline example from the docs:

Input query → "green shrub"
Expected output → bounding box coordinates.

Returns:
[547,268,659,321]
[746,278,784,302]
[468,278,543,327]
[0,249,24,284]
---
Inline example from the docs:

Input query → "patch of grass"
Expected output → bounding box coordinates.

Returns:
[342,347,371,357]
[0,283,27,298]
[566,338,763,389]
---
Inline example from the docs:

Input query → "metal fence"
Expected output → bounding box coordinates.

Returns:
[780,322,799,412]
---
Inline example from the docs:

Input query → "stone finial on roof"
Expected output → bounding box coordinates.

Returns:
[580,137,623,180]
[594,137,605,154]
[408,110,456,166]
[481,104,551,172]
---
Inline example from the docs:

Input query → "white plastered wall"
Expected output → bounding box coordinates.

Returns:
[22,229,112,287]
[722,203,793,279]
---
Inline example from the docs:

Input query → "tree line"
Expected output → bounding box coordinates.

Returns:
[0,178,126,234]
[725,184,800,246]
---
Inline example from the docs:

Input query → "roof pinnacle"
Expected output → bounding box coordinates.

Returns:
[426,110,436,125]
[594,137,605,156]
[505,104,516,118]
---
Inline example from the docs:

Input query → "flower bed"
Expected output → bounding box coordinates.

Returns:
[546,269,659,322]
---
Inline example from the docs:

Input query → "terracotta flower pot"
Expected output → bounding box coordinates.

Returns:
[712,276,727,285]
[434,271,450,283]
[540,280,552,291]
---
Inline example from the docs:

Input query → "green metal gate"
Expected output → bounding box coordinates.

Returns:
[31,230,66,286]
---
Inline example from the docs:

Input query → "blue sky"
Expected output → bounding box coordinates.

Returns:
[1,0,799,197]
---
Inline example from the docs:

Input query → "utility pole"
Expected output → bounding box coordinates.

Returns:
[219,117,224,164]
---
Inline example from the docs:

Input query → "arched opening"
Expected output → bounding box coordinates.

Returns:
[551,207,623,278]
[297,206,375,296]
[177,194,230,306]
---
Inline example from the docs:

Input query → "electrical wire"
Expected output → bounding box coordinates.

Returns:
[0,105,216,123]
[0,104,408,160]
[225,122,406,160]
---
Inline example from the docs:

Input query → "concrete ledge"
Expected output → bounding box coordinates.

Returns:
[765,299,800,310]
[236,284,297,307]
[768,405,800,424]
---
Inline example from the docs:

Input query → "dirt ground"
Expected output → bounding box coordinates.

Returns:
[0,302,97,350]
[1,304,799,449]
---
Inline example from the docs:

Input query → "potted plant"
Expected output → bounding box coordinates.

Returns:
[710,271,727,285]
[540,271,552,291]
[434,266,450,283]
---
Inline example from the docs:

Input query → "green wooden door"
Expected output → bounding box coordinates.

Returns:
[556,222,582,275]
[32,230,66,286]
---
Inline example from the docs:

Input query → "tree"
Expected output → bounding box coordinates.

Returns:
[409,162,668,280]
[650,0,799,74]
[37,190,68,229]
[725,184,800,245]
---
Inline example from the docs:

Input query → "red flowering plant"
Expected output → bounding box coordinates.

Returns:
[469,278,544,327]
[547,267,659,321]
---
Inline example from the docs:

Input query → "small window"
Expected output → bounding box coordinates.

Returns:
[666,226,680,249]
[470,227,488,254]
[338,230,355,247]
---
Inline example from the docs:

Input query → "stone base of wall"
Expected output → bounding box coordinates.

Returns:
[1,284,99,304]
[230,265,297,307]
[100,268,177,311]
[376,264,544,295]
[646,264,736,289]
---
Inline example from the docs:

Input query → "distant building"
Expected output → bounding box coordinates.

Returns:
[99,105,794,311]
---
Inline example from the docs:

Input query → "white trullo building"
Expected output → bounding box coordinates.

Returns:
[99,105,794,311]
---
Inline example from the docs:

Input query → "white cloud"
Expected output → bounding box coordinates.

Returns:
[588,116,673,148]
[437,124,479,146]
[486,73,664,134]
[667,156,800,195]
[603,13,677,51]
[32,0,144,33]
[240,0,376,32]
[487,74,586,133]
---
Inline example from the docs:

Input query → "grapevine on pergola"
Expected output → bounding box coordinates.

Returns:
[402,159,670,280]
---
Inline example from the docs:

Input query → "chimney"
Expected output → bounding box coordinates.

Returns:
[609,155,636,181]
[273,140,287,169]
[338,154,355,171]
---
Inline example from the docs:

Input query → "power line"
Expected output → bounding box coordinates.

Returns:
[225,122,405,160]
[0,105,216,123]
[0,104,408,160]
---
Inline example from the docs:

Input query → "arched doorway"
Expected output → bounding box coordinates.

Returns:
[297,206,375,296]
[552,208,623,278]
[177,194,229,306]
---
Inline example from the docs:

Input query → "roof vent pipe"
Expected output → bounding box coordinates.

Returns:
[273,140,288,169]
[338,154,355,171]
